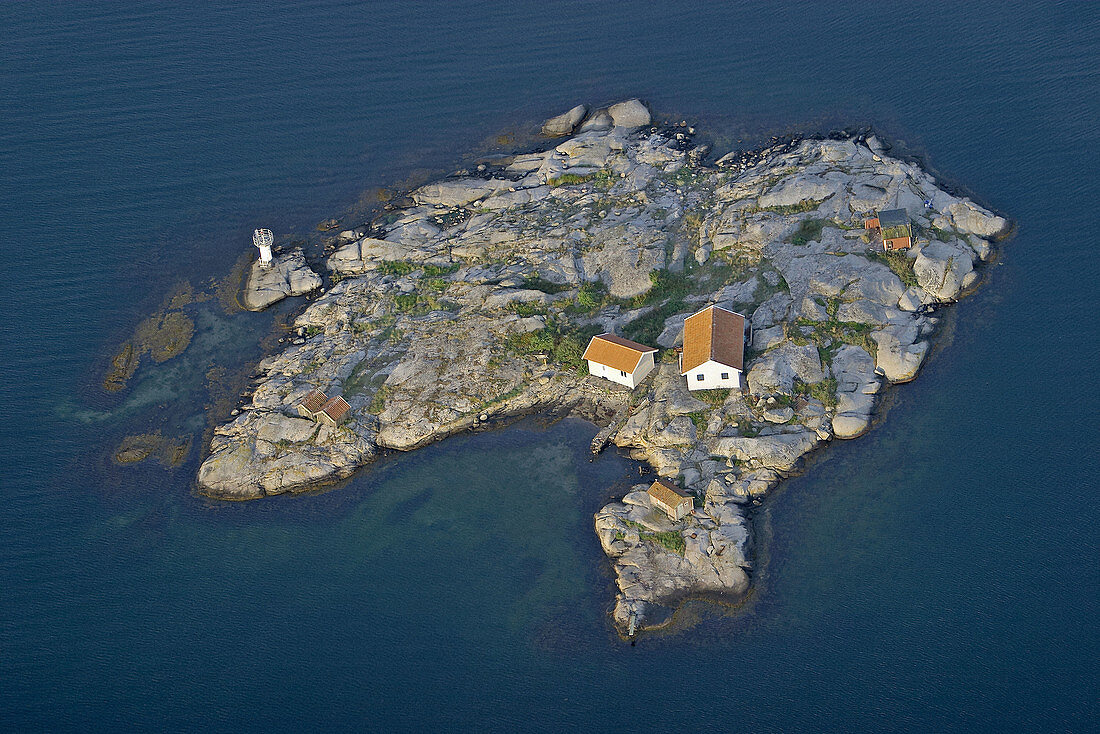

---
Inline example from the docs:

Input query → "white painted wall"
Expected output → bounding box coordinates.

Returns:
[684,359,742,391]
[257,244,273,264]
[587,351,656,390]
[651,495,692,520]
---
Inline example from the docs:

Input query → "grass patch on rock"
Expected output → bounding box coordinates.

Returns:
[790,217,827,245]
[865,248,918,288]
[506,320,602,373]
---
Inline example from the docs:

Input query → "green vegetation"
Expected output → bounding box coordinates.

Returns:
[695,388,732,407]
[865,248,919,288]
[507,300,547,317]
[568,281,608,313]
[303,325,323,338]
[734,418,760,437]
[688,412,708,433]
[377,260,417,276]
[787,298,878,360]
[392,292,444,316]
[522,276,571,295]
[647,530,687,554]
[591,168,616,191]
[422,262,460,277]
[794,376,838,409]
[790,218,826,246]
[620,269,695,345]
[377,261,460,278]
[624,520,686,555]
[506,320,602,373]
[671,165,709,189]
[479,385,524,410]
[744,197,829,216]
[547,172,593,187]
[367,385,390,415]
[423,277,450,292]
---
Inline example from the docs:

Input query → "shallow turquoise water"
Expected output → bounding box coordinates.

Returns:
[1,1,1097,730]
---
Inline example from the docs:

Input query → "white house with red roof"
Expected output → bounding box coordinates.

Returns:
[582,333,658,389]
[679,305,747,391]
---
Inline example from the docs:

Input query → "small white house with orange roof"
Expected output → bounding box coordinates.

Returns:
[679,305,747,391]
[582,333,658,389]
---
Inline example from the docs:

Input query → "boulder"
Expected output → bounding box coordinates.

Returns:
[913,241,974,301]
[873,325,929,383]
[762,405,794,423]
[746,343,824,395]
[607,99,651,128]
[541,104,587,136]
[710,431,820,472]
[578,109,613,133]
[751,325,786,352]
[555,132,616,169]
[242,249,322,311]
[936,201,1008,239]
[412,178,511,208]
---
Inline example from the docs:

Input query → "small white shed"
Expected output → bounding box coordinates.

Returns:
[679,305,747,391]
[582,333,658,389]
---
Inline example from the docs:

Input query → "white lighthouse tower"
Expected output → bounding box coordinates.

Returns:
[253,228,274,267]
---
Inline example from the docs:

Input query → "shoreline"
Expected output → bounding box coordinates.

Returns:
[191,100,1010,636]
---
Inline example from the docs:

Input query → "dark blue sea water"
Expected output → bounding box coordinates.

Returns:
[2,1,1097,731]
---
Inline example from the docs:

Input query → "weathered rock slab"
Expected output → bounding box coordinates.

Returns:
[242,249,321,311]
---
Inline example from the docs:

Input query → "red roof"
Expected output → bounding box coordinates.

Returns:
[647,478,692,507]
[582,333,657,373]
[320,396,351,422]
[680,305,745,374]
[299,388,329,414]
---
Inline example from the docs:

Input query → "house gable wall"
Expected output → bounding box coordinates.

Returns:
[685,359,742,391]
[587,351,656,390]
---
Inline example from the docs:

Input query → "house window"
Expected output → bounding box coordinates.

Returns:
[721,372,729,380]
[620,370,627,377]
[696,374,704,381]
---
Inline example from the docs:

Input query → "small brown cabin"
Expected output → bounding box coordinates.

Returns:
[295,388,351,427]
[296,389,329,420]
[318,396,351,427]
[647,478,694,521]
[865,208,913,251]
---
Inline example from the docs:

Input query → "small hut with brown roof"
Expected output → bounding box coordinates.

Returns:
[679,305,747,391]
[647,478,694,521]
[865,208,913,251]
[296,388,329,420]
[582,333,658,389]
[318,396,351,427]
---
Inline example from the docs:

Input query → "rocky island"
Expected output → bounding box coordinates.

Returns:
[200,100,1008,634]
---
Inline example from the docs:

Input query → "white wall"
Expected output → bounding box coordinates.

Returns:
[685,359,742,391]
[631,352,656,388]
[587,351,656,390]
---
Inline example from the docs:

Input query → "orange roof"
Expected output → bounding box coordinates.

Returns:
[647,478,691,507]
[320,396,351,422]
[679,305,745,374]
[299,388,329,414]
[582,333,657,373]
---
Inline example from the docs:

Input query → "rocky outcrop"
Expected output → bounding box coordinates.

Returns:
[242,248,322,311]
[201,102,1008,635]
